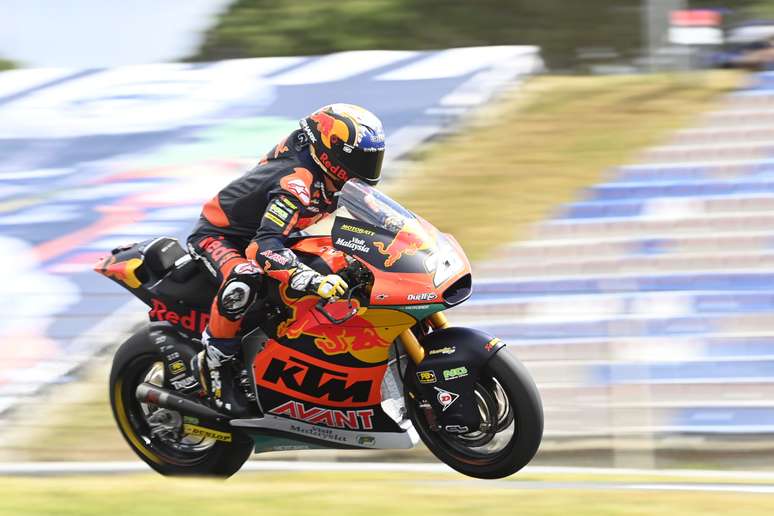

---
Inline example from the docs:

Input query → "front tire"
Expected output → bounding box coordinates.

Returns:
[109,325,253,477]
[407,349,543,479]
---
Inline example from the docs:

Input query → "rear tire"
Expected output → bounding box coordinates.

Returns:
[407,349,543,479]
[109,325,253,477]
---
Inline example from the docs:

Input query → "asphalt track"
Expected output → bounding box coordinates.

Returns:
[2,461,774,494]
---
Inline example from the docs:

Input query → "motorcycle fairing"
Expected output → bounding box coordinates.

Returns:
[329,217,471,309]
[331,217,430,274]
[230,413,418,450]
[237,331,418,450]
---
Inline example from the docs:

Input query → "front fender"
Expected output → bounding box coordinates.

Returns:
[404,327,506,431]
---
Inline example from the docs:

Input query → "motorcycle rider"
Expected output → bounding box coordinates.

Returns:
[187,104,385,415]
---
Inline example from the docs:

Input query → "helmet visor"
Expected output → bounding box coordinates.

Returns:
[341,147,384,185]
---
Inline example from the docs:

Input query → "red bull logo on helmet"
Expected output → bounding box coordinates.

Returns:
[310,112,351,148]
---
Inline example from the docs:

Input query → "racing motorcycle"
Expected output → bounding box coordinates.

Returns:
[96,179,543,479]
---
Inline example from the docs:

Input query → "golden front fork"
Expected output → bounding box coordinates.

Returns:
[398,312,450,365]
[398,329,425,364]
[427,312,449,330]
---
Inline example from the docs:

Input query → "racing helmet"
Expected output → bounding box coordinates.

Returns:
[300,104,385,187]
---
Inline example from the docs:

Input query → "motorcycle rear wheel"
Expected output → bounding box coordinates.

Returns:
[407,349,543,479]
[109,326,253,477]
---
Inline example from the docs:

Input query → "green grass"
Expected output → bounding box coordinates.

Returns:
[2,471,773,516]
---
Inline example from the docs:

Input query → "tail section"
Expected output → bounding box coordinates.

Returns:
[95,237,218,336]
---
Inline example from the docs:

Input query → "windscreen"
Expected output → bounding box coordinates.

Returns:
[331,179,438,273]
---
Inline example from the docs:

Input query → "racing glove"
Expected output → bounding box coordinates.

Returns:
[287,263,348,300]
[311,274,349,299]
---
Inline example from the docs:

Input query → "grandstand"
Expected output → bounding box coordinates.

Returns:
[458,71,774,449]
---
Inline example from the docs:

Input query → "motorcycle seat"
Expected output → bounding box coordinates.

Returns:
[143,237,188,277]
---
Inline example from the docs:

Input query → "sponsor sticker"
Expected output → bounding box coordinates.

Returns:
[270,400,374,430]
[284,177,311,205]
[149,298,211,334]
[402,304,430,311]
[416,370,437,384]
[335,237,371,254]
[428,346,455,356]
[233,262,261,275]
[260,250,292,265]
[268,202,291,221]
[254,343,383,407]
[407,292,438,302]
[264,212,286,228]
[341,224,375,237]
[443,366,468,381]
[434,387,460,412]
[171,375,199,390]
[183,424,232,442]
[168,360,186,375]
[357,435,376,447]
[484,338,502,352]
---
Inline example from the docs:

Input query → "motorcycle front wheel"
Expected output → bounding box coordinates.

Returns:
[406,349,543,479]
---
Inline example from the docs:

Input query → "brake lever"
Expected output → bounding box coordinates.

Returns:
[315,298,357,324]
[314,283,365,325]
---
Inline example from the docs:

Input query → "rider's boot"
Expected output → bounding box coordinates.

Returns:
[190,330,251,417]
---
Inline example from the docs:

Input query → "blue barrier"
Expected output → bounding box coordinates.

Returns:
[589,178,774,202]
[705,337,774,358]
[475,272,774,296]
[469,291,774,315]
[481,314,721,340]
[673,408,774,431]
[592,360,774,384]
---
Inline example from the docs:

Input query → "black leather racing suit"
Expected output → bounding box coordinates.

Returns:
[187,129,338,338]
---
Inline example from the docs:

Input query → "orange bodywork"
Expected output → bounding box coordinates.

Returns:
[94,255,144,289]
[290,236,348,273]
[253,339,385,407]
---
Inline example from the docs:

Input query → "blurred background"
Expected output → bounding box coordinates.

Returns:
[2,0,774,514]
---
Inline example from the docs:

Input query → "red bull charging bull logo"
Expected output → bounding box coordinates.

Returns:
[373,223,432,268]
[310,112,351,148]
[276,286,414,363]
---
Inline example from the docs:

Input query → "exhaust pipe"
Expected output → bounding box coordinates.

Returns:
[135,382,231,423]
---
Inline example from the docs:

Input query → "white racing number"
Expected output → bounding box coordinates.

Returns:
[424,237,464,288]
